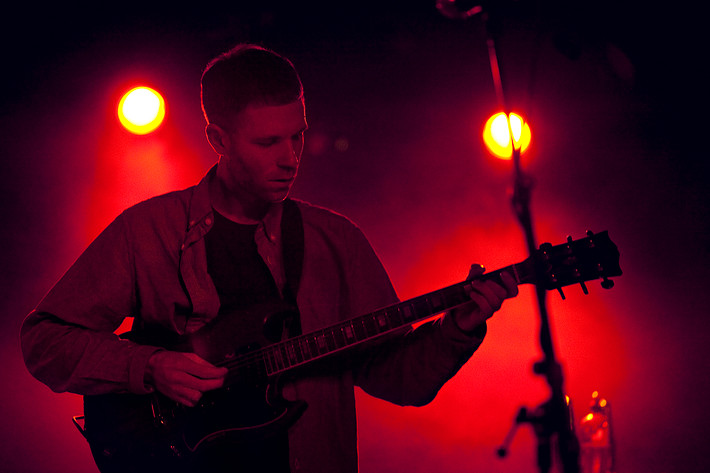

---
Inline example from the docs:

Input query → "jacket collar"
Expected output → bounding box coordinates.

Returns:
[185,164,284,243]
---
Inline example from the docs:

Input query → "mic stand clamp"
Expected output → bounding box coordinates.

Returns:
[497,401,555,473]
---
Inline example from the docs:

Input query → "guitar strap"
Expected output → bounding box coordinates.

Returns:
[279,198,304,337]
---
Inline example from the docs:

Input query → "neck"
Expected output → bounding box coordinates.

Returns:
[209,172,270,224]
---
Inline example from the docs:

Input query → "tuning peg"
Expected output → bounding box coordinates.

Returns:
[556,287,566,300]
[601,277,614,289]
[579,281,589,295]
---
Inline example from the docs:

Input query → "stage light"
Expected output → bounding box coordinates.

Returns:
[482,112,531,160]
[118,86,166,135]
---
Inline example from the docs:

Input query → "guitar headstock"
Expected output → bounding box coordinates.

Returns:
[534,231,622,298]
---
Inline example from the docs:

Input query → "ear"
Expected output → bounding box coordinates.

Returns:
[205,123,230,155]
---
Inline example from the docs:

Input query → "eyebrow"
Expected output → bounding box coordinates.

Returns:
[254,125,308,141]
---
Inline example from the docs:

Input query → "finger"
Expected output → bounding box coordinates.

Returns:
[470,280,506,310]
[174,387,204,407]
[165,375,223,406]
[469,281,507,318]
[183,353,228,379]
[499,272,519,298]
[169,369,225,392]
[467,264,485,280]
[194,376,226,391]
[466,291,494,318]
[464,283,495,316]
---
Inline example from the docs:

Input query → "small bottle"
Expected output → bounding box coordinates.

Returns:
[578,391,614,473]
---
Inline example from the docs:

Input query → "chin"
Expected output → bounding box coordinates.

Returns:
[267,192,291,203]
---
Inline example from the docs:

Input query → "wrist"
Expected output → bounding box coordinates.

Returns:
[143,350,163,391]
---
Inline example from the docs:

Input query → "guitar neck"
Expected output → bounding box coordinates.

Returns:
[215,230,623,384]
[219,262,530,383]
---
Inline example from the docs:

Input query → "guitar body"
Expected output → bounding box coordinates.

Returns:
[84,381,307,472]
[83,301,307,473]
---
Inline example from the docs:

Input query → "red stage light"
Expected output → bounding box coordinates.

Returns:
[482,112,531,160]
[117,86,166,135]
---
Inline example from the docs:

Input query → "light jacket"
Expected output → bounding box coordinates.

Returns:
[21,166,486,472]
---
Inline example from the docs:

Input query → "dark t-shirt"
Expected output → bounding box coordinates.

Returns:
[203,209,290,472]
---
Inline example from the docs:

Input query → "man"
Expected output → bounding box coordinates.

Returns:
[21,44,518,472]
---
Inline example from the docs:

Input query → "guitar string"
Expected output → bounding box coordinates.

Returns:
[213,281,476,376]
[211,247,609,375]
[213,265,529,375]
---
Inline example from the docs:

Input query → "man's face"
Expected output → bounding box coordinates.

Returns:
[218,98,307,205]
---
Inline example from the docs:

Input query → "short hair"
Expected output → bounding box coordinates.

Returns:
[200,44,303,127]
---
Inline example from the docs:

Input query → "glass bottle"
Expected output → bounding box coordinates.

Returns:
[578,391,614,473]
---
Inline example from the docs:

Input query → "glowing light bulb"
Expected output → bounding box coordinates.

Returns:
[482,112,531,160]
[118,86,166,135]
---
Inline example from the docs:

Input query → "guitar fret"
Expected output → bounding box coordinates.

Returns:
[413,299,429,318]
[316,332,328,354]
[272,346,286,371]
[286,341,301,365]
[430,292,444,312]
[283,343,293,366]
[353,318,367,340]
[332,326,347,349]
[306,335,319,358]
[293,338,305,361]
[279,344,291,368]
[375,310,389,330]
[386,306,403,326]
[298,337,313,360]
[348,321,358,341]
[362,314,377,336]
[443,285,466,308]
[263,349,274,374]
[342,324,356,344]
[326,330,337,351]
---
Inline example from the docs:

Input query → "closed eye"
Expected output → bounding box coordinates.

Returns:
[254,127,306,148]
[256,141,276,147]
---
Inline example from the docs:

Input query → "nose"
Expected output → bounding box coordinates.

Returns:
[278,139,301,169]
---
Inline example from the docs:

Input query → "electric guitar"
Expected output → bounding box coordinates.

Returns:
[81,231,621,473]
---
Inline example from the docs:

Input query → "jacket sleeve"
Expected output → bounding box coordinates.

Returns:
[344,225,487,407]
[355,313,486,407]
[20,212,162,395]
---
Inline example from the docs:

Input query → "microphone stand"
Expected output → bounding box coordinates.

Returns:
[437,2,582,471]
[502,144,581,473]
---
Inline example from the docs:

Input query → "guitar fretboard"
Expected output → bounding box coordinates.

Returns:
[220,264,527,383]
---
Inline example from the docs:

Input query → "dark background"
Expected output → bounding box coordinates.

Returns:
[2,1,708,472]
